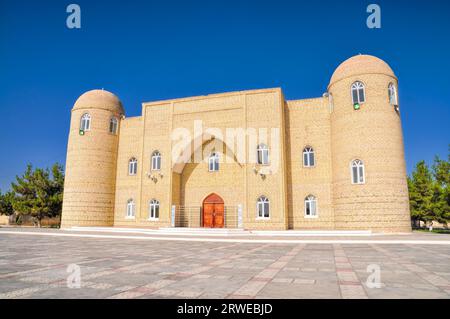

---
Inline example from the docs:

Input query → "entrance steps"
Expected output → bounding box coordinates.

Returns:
[65,226,249,236]
[158,227,249,236]
[65,226,372,237]
[159,228,372,237]
[250,230,372,237]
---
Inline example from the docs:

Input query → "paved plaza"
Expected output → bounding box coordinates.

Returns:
[0,228,450,299]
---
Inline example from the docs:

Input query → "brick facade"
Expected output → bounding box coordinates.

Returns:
[61,55,412,233]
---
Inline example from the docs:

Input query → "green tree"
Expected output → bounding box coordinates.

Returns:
[11,164,64,227]
[432,151,450,226]
[0,190,15,216]
[408,161,434,226]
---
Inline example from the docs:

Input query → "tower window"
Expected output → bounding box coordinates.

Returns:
[257,196,270,219]
[351,159,365,184]
[208,152,219,172]
[351,82,366,105]
[128,158,138,175]
[388,83,398,105]
[305,195,318,218]
[303,147,315,167]
[149,199,160,220]
[257,144,270,165]
[109,117,118,134]
[126,199,135,218]
[151,151,161,171]
[80,113,91,131]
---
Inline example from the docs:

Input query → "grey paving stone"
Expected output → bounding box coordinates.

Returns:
[1,230,450,299]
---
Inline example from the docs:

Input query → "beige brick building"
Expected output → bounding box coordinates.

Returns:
[61,55,412,232]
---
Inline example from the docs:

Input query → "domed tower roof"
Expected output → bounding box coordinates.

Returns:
[73,89,124,114]
[328,54,396,88]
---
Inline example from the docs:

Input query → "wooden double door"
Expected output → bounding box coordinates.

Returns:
[202,193,224,228]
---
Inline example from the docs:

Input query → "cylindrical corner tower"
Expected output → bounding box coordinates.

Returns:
[61,89,124,228]
[328,55,411,233]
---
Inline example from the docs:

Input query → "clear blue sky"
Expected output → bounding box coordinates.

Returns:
[0,0,449,191]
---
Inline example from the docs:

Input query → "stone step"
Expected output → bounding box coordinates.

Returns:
[66,226,373,237]
[250,230,372,237]
[66,226,249,236]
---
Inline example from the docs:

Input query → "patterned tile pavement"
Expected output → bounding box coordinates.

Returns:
[0,229,450,299]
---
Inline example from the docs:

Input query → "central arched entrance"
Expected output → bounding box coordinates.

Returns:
[202,193,224,228]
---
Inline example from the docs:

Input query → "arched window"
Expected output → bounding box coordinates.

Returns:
[126,199,135,218]
[303,147,315,167]
[151,151,161,171]
[305,195,318,218]
[388,83,398,105]
[351,159,365,184]
[257,144,269,165]
[149,199,159,220]
[351,82,366,104]
[109,117,118,134]
[128,158,138,175]
[80,113,91,131]
[257,196,270,219]
[208,152,219,172]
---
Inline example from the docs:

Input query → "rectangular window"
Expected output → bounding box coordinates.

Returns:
[352,166,358,184]
[257,202,269,218]
[263,151,269,165]
[152,157,161,170]
[309,154,315,167]
[264,203,269,218]
[150,205,159,219]
[127,204,135,218]
[352,90,359,104]
[209,157,219,172]
[358,88,365,103]
[311,201,316,216]
[257,148,270,165]
[109,120,118,134]
[359,167,364,183]
[209,161,216,171]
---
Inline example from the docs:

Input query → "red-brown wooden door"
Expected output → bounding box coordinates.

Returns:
[202,194,224,228]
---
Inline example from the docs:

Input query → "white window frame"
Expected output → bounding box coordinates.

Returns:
[151,151,161,171]
[256,196,270,220]
[257,144,270,165]
[303,147,315,167]
[128,158,138,176]
[80,113,91,131]
[304,195,318,218]
[351,81,366,104]
[109,117,118,134]
[149,199,160,220]
[208,152,219,172]
[351,159,365,184]
[126,199,135,219]
[388,83,398,105]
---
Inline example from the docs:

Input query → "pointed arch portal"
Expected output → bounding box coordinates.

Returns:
[202,193,224,228]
